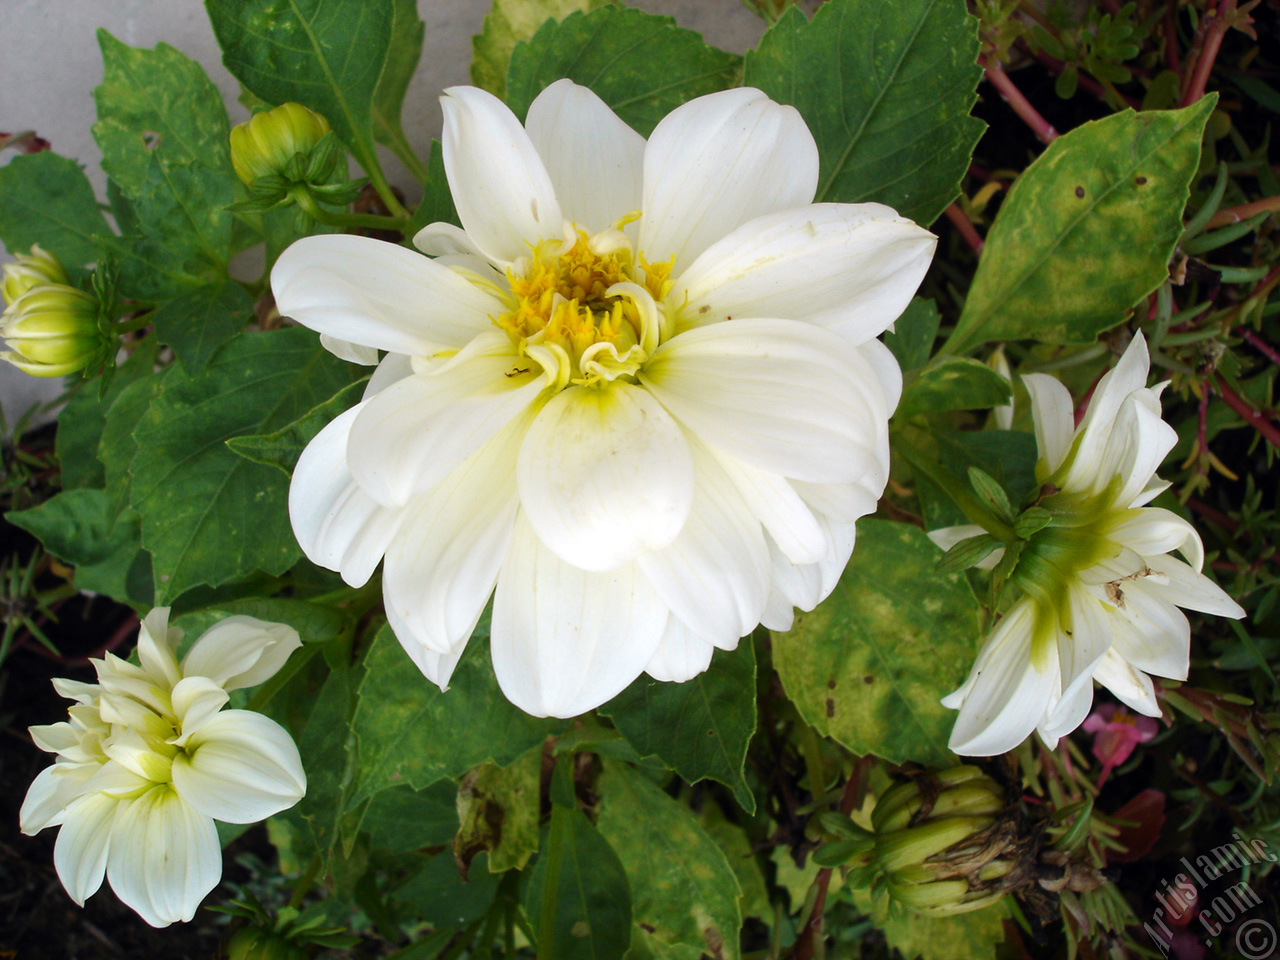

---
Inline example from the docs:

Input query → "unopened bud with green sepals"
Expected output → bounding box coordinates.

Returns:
[2,244,69,305]
[230,102,333,186]
[0,283,110,377]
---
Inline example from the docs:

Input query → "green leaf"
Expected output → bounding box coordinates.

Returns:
[947,97,1217,355]
[349,624,557,805]
[524,803,632,960]
[7,490,153,606]
[1014,505,1052,538]
[601,642,757,813]
[772,519,981,766]
[151,281,254,373]
[227,378,367,474]
[470,0,607,99]
[967,466,1014,521]
[206,0,394,181]
[884,298,941,373]
[405,140,461,237]
[99,155,233,300]
[364,780,460,851]
[695,805,769,920]
[914,428,1038,530]
[396,851,501,928]
[129,327,354,602]
[743,0,985,226]
[935,532,1000,574]
[872,899,1009,960]
[56,339,160,491]
[0,152,112,270]
[506,6,742,137]
[371,0,425,164]
[454,747,542,873]
[100,368,170,515]
[596,763,741,960]
[92,32,233,196]
[896,358,1013,419]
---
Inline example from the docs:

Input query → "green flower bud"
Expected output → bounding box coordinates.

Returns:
[0,283,105,377]
[227,928,309,960]
[230,102,332,186]
[866,766,1034,917]
[2,245,69,305]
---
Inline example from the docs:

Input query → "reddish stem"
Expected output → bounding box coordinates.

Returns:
[1215,375,1280,451]
[1205,194,1280,229]
[1164,5,1182,74]
[982,57,1059,144]
[944,203,984,254]
[1186,496,1239,533]
[788,758,870,960]
[1237,328,1280,367]
[1180,3,1228,106]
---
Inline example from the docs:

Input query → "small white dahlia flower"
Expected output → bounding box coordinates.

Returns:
[20,609,306,927]
[931,333,1245,756]
[274,80,936,718]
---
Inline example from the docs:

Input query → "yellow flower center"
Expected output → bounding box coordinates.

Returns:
[494,223,673,387]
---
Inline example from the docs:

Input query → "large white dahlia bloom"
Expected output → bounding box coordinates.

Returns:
[931,334,1245,756]
[20,609,307,927]
[274,80,935,718]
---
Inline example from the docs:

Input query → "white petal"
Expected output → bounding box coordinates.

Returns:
[136,608,181,691]
[413,221,484,257]
[517,382,694,572]
[790,479,879,525]
[392,627,466,691]
[640,87,818,273]
[645,618,717,682]
[382,410,529,654]
[1077,333,1152,443]
[172,711,306,824]
[766,532,825,615]
[491,514,668,718]
[349,334,545,506]
[106,786,220,927]
[760,586,797,632]
[319,335,379,365]
[1143,554,1245,618]
[272,234,502,355]
[718,454,827,564]
[637,438,769,647]
[525,79,645,231]
[1107,507,1204,571]
[365,351,415,399]
[441,85,562,263]
[675,204,934,344]
[858,338,904,415]
[181,617,302,691]
[1092,648,1160,716]
[1039,677,1095,742]
[53,791,118,905]
[642,318,886,484]
[946,600,1058,757]
[1022,373,1075,475]
[169,677,230,745]
[288,401,402,586]
[1051,586,1113,726]
[21,764,89,834]
[52,677,100,704]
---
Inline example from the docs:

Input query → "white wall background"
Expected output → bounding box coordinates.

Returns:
[0,0,768,421]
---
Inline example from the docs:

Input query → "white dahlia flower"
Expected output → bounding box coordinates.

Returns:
[20,608,306,927]
[931,333,1245,756]
[274,80,935,718]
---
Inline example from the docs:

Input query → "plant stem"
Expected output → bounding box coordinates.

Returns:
[1206,195,1280,229]
[1237,328,1280,367]
[1215,375,1280,451]
[982,57,1058,144]
[290,184,409,232]
[943,203,984,254]
[1180,1,1230,106]
[287,855,321,909]
[535,807,567,960]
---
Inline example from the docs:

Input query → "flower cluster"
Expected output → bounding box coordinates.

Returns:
[274,80,935,718]
[20,609,307,927]
[932,334,1245,756]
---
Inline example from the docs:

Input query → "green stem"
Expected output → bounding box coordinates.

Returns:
[114,311,155,334]
[286,854,321,910]
[361,153,411,219]
[896,430,1017,540]
[535,808,568,960]
[290,184,409,232]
